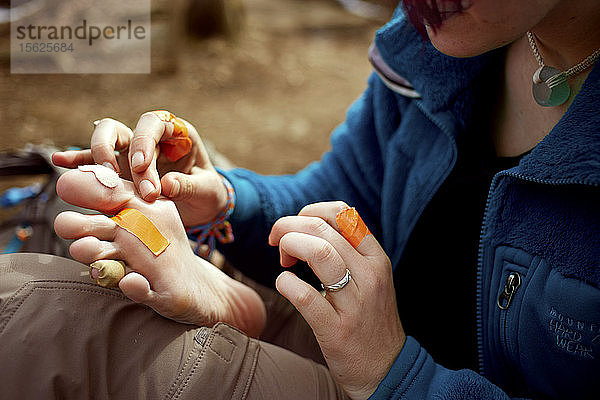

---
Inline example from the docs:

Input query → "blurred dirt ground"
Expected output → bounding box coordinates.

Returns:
[0,0,381,174]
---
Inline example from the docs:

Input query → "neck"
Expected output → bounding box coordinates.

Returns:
[492,1,600,155]
[530,0,600,70]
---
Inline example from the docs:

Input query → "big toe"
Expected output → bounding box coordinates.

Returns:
[56,166,136,214]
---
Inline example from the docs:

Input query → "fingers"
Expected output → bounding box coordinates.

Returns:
[52,118,133,173]
[298,201,348,230]
[278,232,345,283]
[270,202,389,291]
[56,112,206,203]
[278,231,358,307]
[270,215,357,265]
[130,112,173,171]
[90,118,134,173]
[299,202,383,257]
[269,216,352,253]
[52,149,95,168]
[128,112,175,201]
[134,146,161,201]
[275,271,338,337]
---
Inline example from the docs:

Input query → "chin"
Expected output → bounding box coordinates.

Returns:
[428,37,485,58]
[423,4,528,58]
[427,21,515,58]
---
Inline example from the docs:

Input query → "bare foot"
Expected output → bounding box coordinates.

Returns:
[54,167,266,337]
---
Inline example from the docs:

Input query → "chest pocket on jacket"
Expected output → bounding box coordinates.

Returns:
[488,245,600,399]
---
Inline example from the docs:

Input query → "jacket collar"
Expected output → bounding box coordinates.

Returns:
[373,7,491,115]
[374,6,600,185]
[514,63,600,185]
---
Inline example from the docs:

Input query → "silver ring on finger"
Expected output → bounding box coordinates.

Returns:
[321,269,352,292]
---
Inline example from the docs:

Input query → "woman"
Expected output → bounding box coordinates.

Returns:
[4,0,600,398]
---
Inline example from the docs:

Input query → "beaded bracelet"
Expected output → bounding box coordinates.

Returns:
[185,174,235,258]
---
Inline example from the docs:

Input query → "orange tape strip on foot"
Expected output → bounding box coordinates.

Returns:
[335,207,371,248]
[111,208,170,256]
[153,110,193,162]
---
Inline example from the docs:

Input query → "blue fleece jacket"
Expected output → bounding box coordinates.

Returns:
[218,7,600,399]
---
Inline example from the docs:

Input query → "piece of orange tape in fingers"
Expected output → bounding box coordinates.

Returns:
[335,207,371,248]
[153,110,193,162]
[111,208,170,256]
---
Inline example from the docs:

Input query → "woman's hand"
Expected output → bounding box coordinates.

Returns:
[53,167,266,337]
[52,112,227,227]
[268,201,406,400]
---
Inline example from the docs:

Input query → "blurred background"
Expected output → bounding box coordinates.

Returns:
[0,0,386,174]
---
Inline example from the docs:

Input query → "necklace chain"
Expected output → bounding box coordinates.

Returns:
[526,31,600,79]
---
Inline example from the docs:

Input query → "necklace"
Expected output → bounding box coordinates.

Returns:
[526,31,600,107]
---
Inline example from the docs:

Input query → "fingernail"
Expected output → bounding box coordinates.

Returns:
[139,179,155,198]
[131,152,144,169]
[275,271,296,293]
[102,162,115,171]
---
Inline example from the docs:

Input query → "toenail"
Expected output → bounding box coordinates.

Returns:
[139,179,155,198]
[131,152,145,169]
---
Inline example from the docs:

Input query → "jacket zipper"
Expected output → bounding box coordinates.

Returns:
[497,272,521,310]
[476,171,599,377]
[497,271,522,387]
[498,272,521,360]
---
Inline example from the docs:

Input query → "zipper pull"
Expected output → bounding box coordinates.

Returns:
[497,272,521,310]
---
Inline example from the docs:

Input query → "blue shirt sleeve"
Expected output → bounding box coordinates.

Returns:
[371,336,524,400]
[216,74,386,278]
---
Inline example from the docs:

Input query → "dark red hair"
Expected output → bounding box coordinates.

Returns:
[401,0,465,37]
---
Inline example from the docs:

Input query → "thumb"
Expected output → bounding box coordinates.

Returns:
[161,169,227,210]
[160,172,193,201]
[161,170,206,201]
[275,271,334,337]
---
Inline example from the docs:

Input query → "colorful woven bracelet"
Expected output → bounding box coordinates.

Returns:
[186,174,235,258]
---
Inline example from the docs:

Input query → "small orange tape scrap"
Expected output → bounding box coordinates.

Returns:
[153,110,192,162]
[335,207,371,248]
[111,208,170,256]
[90,260,126,288]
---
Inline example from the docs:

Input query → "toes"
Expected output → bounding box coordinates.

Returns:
[56,168,136,215]
[55,211,119,241]
[119,272,156,304]
[69,236,121,264]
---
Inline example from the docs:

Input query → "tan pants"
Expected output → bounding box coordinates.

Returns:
[0,253,348,399]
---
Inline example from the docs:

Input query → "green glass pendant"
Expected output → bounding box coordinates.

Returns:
[532,66,571,107]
